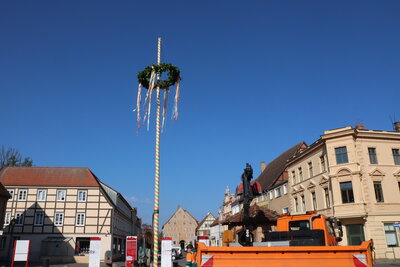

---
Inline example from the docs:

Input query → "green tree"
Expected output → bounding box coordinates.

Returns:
[0,145,33,169]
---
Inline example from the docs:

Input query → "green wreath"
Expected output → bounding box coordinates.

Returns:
[137,63,181,89]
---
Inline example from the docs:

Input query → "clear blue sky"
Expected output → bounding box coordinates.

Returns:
[1,1,399,225]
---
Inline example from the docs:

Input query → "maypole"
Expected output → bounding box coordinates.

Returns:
[153,37,162,267]
[135,37,181,266]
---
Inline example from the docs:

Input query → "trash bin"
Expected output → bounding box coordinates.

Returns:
[42,258,49,267]
[105,250,112,266]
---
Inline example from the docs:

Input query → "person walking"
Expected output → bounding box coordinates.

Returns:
[185,244,196,267]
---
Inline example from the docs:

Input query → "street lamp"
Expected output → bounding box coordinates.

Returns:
[7,218,16,263]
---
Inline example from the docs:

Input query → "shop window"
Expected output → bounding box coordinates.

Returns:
[346,224,365,245]
[384,223,399,247]
[75,237,90,254]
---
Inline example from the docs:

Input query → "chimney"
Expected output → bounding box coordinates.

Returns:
[394,122,400,132]
[355,125,365,130]
[260,161,266,173]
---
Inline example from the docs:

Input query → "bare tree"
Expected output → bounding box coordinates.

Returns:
[0,145,33,169]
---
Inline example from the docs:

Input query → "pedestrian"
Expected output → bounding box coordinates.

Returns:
[185,244,196,267]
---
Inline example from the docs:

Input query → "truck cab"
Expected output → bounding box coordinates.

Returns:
[266,211,342,247]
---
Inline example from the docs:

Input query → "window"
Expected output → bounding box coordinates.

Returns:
[77,191,87,202]
[282,207,289,214]
[4,212,11,226]
[54,213,64,226]
[56,190,66,201]
[335,146,349,164]
[308,162,313,178]
[15,213,24,225]
[269,191,273,200]
[324,188,331,208]
[320,156,326,172]
[289,220,310,231]
[17,189,27,201]
[340,181,354,204]
[274,187,281,198]
[292,171,296,184]
[76,238,90,254]
[37,190,47,201]
[312,192,317,210]
[294,197,299,212]
[7,189,14,199]
[368,148,378,164]
[283,184,288,194]
[298,167,303,181]
[393,149,400,165]
[374,181,384,203]
[34,212,44,225]
[301,195,306,211]
[384,223,399,247]
[346,224,365,245]
[76,213,85,226]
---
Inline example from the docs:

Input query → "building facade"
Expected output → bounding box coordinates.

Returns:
[0,167,138,263]
[196,212,216,238]
[287,125,400,259]
[162,206,198,248]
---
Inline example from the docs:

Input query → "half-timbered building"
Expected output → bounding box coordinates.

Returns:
[0,167,138,263]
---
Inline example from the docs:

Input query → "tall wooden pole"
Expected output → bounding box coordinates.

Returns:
[153,37,162,266]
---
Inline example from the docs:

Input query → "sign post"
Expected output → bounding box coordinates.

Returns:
[126,236,138,267]
[11,240,30,267]
[89,237,101,267]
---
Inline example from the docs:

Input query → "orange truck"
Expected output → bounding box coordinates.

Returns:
[195,212,374,267]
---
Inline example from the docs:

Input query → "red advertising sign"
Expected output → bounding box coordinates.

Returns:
[126,236,138,267]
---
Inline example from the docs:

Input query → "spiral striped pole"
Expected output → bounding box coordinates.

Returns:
[153,37,162,267]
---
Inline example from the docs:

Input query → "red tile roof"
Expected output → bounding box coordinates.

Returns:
[254,142,306,191]
[0,167,100,187]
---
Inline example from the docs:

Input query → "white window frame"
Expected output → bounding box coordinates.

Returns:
[76,213,85,226]
[56,190,66,201]
[54,213,64,226]
[7,189,14,199]
[4,212,11,226]
[269,191,273,200]
[34,212,44,226]
[282,207,289,214]
[274,187,282,198]
[18,189,27,201]
[77,190,87,202]
[37,190,47,201]
[283,184,288,195]
[15,212,24,225]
